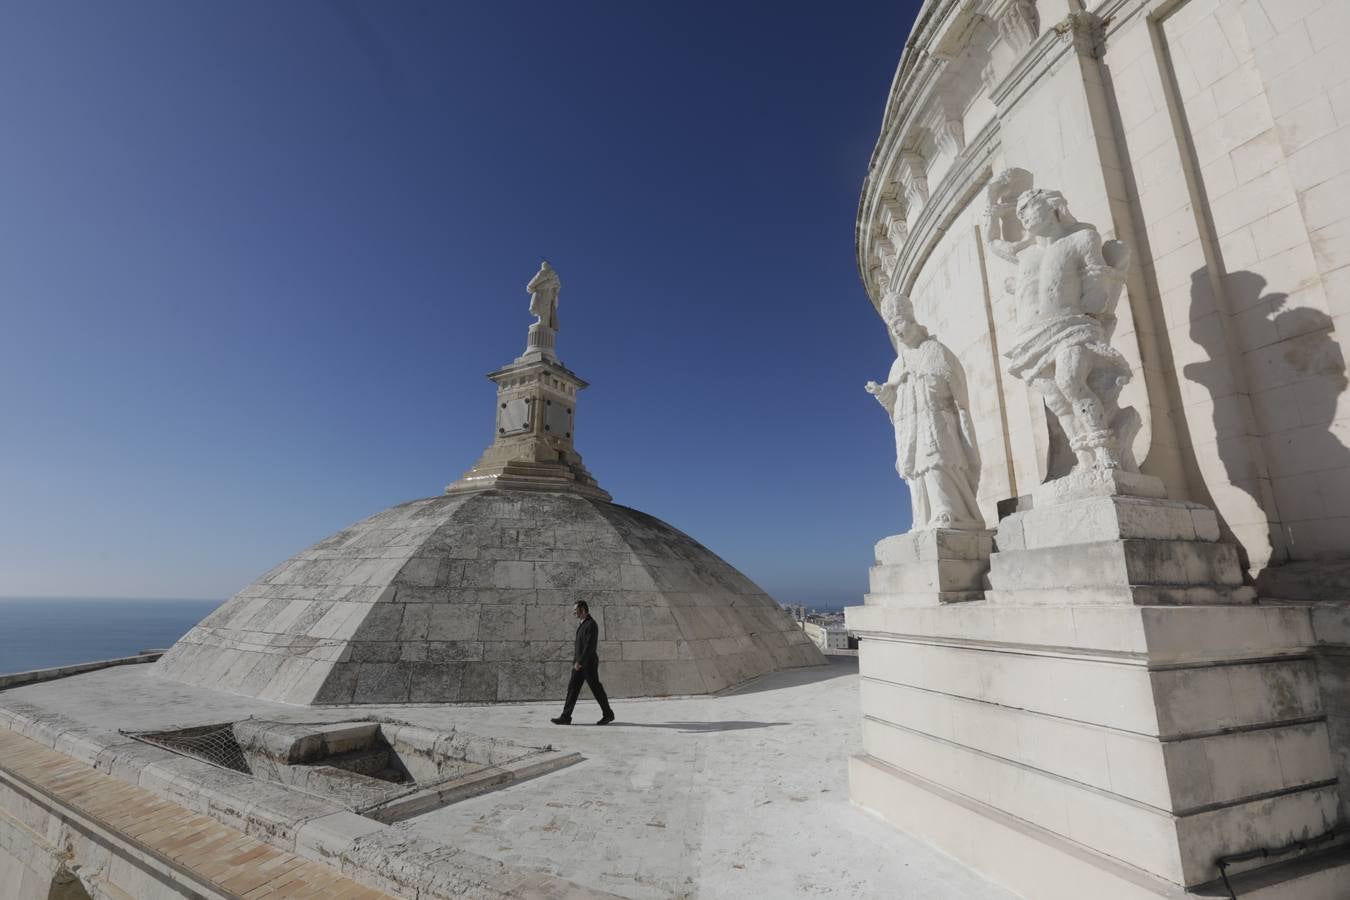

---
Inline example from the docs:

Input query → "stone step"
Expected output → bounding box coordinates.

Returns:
[875,529,995,564]
[845,603,1314,662]
[869,558,988,594]
[996,495,1221,552]
[849,754,1350,899]
[988,539,1244,593]
[859,638,1322,737]
[859,677,1335,812]
[863,589,985,607]
[985,584,1257,606]
[860,716,1340,887]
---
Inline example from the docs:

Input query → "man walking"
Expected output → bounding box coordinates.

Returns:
[551,601,615,725]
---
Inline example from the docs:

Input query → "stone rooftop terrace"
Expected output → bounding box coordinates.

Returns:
[0,657,1011,899]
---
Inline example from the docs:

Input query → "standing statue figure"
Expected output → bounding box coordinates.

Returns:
[522,260,562,360]
[983,168,1139,473]
[527,260,561,332]
[866,290,985,531]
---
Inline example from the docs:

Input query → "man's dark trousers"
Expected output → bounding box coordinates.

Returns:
[560,614,613,720]
[561,662,613,720]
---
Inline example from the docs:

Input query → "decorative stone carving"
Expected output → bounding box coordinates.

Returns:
[1053,10,1105,60]
[524,260,561,360]
[886,219,908,251]
[881,197,908,248]
[866,290,984,531]
[997,0,1040,53]
[983,168,1140,477]
[897,151,930,211]
[923,104,965,159]
[874,241,898,283]
[979,60,1000,97]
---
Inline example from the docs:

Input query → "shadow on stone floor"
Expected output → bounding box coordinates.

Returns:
[611,720,788,733]
[716,655,858,697]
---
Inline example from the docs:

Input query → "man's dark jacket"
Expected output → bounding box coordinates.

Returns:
[574,616,600,667]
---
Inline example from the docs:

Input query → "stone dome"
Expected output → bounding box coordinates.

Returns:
[153,489,824,705]
[156,263,824,703]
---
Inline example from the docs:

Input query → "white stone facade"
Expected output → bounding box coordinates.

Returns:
[851,1,1350,896]
[857,0,1349,584]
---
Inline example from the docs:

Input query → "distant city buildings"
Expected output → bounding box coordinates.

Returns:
[799,611,857,653]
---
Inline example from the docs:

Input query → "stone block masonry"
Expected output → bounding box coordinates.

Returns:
[0,727,396,899]
[849,0,1350,895]
[155,259,823,705]
[848,480,1350,895]
[154,489,822,704]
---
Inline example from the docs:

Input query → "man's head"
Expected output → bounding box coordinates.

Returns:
[880,289,927,349]
[1015,188,1075,236]
[573,600,589,620]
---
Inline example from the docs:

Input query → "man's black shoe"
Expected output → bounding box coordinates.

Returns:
[596,714,615,726]
[550,716,571,725]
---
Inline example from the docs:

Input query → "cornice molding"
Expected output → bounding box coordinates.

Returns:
[986,15,1075,111]
[886,117,1000,304]
[858,1,1160,300]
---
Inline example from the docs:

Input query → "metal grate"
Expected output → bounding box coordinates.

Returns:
[125,722,250,774]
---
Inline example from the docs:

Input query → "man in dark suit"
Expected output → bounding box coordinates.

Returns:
[551,600,615,725]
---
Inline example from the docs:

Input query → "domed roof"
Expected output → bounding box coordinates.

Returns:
[153,489,824,705]
[154,264,824,703]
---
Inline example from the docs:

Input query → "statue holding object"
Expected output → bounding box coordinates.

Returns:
[866,290,985,531]
[982,168,1139,474]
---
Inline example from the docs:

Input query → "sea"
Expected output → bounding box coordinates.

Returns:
[0,597,222,676]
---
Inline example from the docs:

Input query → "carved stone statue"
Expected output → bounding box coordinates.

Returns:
[983,168,1139,474]
[522,260,561,361]
[866,290,985,531]
[527,261,561,331]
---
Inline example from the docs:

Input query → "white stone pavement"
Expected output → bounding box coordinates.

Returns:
[1,658,1012,899]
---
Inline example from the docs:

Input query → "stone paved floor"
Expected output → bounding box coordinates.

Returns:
[1,658,1014,899]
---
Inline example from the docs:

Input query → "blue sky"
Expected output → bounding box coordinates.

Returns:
[0,1,920,607]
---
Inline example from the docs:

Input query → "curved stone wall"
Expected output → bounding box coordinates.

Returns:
[857,0,1350,588]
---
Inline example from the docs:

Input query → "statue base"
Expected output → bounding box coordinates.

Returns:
[519,322,559,364]
[864,528,993,607]
[989,493,1255,605]
[1029,466,1166,508]
[446,459,611,501]
[446,354,609,500]
[846,491,1346,893]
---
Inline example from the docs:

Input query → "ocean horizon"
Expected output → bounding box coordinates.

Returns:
[0,596,222,676]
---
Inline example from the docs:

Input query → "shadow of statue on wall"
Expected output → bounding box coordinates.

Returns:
[1182,268,1349,576]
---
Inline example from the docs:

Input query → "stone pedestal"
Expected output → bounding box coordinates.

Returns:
[847,481,1350,897]
[990,492,1256,607]
[445,356,609,500]
[865,528,993,607]
[523,321,558,363]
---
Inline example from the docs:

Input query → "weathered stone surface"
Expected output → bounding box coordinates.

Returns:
[153,489,823,704]
[865,527,994,607]
[876,528,995,564]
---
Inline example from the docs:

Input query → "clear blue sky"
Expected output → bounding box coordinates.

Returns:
[0,1,921,608]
